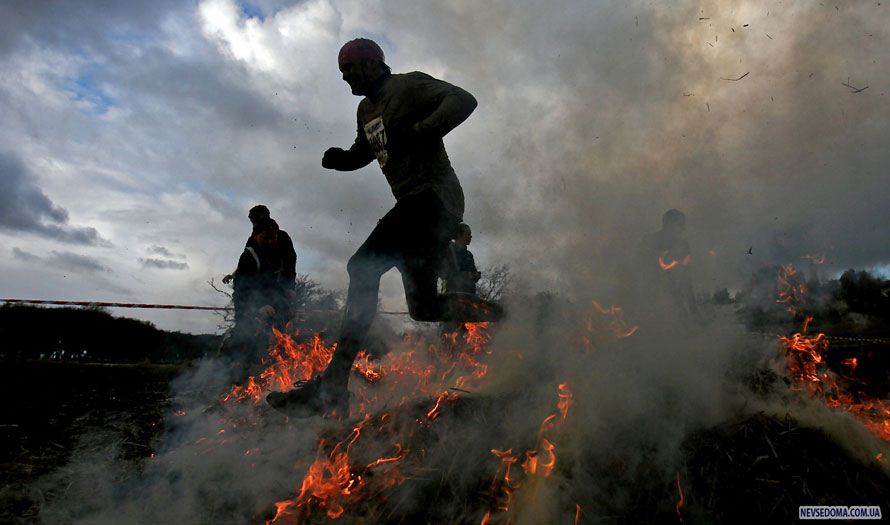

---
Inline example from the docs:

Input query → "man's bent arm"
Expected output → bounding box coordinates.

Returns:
[412,73,478,138]
[335,121,375,170]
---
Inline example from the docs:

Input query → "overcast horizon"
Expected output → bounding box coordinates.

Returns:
[1,0,888,334]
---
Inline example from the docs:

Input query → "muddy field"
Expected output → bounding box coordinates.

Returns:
[1,359,887,524]
[0,361,182,522]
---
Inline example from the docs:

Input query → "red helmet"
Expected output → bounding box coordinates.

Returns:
[338,38,385,67]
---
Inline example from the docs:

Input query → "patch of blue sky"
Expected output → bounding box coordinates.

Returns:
[237,0,265,21]
[65,71,113,115]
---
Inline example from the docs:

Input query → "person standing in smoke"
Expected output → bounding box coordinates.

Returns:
[445,223,482,295]
[267,38,503,416]
[223,205,297,330]
[636,209,703,327]
[224,218,296,370]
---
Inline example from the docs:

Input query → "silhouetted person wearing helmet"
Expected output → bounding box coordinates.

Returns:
[267,38,502,416]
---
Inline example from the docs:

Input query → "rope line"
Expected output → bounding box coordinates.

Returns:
[751,331,890,346]
[3,299,889,339]
[0,299,410,315]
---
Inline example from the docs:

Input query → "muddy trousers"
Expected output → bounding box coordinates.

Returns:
[322,190,498,387]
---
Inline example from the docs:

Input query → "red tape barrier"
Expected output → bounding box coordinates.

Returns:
[2,298,230,311]
[0,298,409,315]
[751,331,890,346]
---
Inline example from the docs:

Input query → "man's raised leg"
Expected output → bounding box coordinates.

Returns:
[266,232,396,416]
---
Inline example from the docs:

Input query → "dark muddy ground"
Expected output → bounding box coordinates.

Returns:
[0,361,182,522]
[1,361,887,524]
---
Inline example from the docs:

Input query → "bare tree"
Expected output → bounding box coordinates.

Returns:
[208,277,234,334]
[476,264,512,302]
[293,273,343,311]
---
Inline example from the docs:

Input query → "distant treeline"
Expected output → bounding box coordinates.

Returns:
[724,268,890,335]
[0,305,220,363]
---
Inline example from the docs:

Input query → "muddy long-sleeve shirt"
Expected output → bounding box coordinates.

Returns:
[339,71,477,220]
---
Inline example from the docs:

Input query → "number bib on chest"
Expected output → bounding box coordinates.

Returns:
[363,116,388,167]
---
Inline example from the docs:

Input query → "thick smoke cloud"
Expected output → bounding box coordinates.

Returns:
[182,0,890,313]
[0,0,183,57]
[371,0,890,299]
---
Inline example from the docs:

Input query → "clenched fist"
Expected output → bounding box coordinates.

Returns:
[322,147,348,169]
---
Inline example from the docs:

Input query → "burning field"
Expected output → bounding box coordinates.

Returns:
[2,1,890,522]
[2,263,888,524]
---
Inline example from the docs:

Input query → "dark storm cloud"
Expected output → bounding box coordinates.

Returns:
[0,152,108,246]
[47,250,111,274]
[107,46,285,132]
[0,0,184,56]
[140,258,190,270]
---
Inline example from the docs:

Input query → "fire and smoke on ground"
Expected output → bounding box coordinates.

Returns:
[13,261,888,523]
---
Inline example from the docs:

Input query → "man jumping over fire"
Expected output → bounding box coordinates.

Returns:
[267,38,503,416]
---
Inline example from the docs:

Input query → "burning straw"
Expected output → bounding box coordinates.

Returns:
[26,281,888,524]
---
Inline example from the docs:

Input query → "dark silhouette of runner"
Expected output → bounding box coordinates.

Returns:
[267,38,502,416]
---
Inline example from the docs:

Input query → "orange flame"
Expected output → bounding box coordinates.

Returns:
[224,331,337,405]
[777,267,889,441]
[426,391,459,421]
[658,253,679,271]
[267,415,411,523]
[776,264,808,314]
[557,383,574,422]
[487,383,574,518]
[537,438,556,477]
[489,448,521,512]
[675,471,685,523]
[353,350,382,383]
[590,301,639,340]
[257,323,498,522]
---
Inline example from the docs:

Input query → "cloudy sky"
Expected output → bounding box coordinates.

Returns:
[1,0,887,333]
